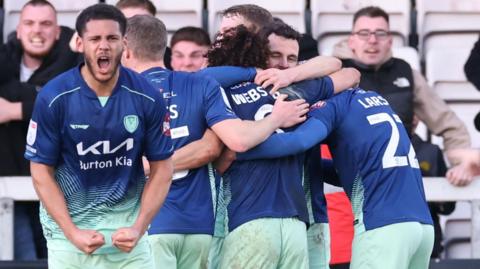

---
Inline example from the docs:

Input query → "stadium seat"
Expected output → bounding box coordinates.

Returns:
[425,48,480,102]
[392,46,420,71]
[441,201,473,258]
[430,103,480,149]
[207,0,306,37]
[417,0,480,58]
[3,0,98,42]
[105,0,203,42]
[311,0,410,56]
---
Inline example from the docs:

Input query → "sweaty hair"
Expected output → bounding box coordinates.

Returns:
[115,0,156,16]
[222,4,273,33]
[76,4,127,37]
[353,6,389,25]
[207,25,269,69]
[170,26,211,48]
[126,15,167,61]
[23,0,57,14]
[259,20,301,43]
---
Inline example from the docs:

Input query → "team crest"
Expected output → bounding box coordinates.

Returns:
[123,115,139,133]
[310,100,326,110]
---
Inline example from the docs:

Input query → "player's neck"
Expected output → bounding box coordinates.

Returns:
[81,65,120,96]
[133,60,166,73]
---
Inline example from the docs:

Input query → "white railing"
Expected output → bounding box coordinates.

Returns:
[1,176,480,260]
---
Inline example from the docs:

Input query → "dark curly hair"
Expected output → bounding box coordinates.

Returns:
[207,25,269,69]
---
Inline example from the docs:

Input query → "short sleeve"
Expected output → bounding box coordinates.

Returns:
[288,76,334,105]
[203,77,238,127]
[24,92,61,166]
[308,91,349,133]
[144,89,173,161]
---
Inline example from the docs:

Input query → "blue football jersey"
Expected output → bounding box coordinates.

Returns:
[24,65,172,253]
[303,145,329,224]
[309,89,433,230]
[223,78,334,231]
[142,67,237,235]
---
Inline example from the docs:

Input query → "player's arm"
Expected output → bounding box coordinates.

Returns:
[255,56,342,92]
[236,117,329,160]
[112,158,173,253]
[328,67,360,93]
[30,162,105,254]
[173,129,223,171]
[211,94,309,152]
[198,66,256,88]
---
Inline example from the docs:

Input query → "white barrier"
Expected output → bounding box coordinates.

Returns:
[1,176,480,260]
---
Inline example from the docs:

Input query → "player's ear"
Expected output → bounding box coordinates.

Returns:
[76,33,84,53]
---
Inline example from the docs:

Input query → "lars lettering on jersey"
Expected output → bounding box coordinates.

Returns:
[358,96,390,109]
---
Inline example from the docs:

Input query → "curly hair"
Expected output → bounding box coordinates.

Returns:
[207,25,269,69]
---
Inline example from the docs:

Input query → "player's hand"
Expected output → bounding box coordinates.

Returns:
[214,148,236,175]
[112,227,141,253]
[67,229,105,254]
[255,68,294,94]
[271,94,309,128]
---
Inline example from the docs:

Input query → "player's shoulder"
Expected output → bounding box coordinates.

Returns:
[37,66,82,105]
[120,66,163,101]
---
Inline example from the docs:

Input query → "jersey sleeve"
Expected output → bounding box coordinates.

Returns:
[143,88,173,161]
[308,91,349,133]
[203,77,238,127]
[198,66,256,88]
[288,76,334,105]
[236,117,328,160]
[24,91,61,166]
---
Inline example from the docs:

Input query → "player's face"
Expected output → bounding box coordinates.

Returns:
[16,4,60,59]
[171,41,208,72]
[267,33,299,70]
[77,19,125,84]
[120,7,152,18]
[219,14,252,34]
[348,16,392,67]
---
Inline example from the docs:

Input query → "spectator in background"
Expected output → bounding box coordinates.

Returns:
[464,36,480,155]
[333,6,476,186]
[170,26,210,72]
[0,0,79,260]
[411,115,456,258]
[69,0,173,69]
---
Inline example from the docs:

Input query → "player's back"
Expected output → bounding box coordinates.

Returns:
[222,79,334,231]
[142,67,236,235]
[310,89,433,230]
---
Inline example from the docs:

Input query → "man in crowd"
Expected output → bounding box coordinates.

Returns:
[0,0,79,260]
[170,26,211,72]
[334,6,475,186]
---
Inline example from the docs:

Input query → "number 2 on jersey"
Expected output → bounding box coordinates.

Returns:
[367,112,419,169]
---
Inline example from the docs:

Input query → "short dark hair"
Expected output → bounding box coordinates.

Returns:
[222,4,273,33]
[126,15,167,61]
[353,6,389,25]
[259,20,301,43]
[170,27,211,48]
[116,0,156,16]
[208,25,269,69]
[76,4,127,37]
[23,0,56,13]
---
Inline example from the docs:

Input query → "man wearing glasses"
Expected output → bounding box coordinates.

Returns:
[333,6,476,184]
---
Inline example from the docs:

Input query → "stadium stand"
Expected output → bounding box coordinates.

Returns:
[417,0,480,59]
[3,0,97,42]
[207,0,306,37]
[442,201,472,259]
[311,0,410,55]
[425,48,480,149]
[105,0,203,42]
